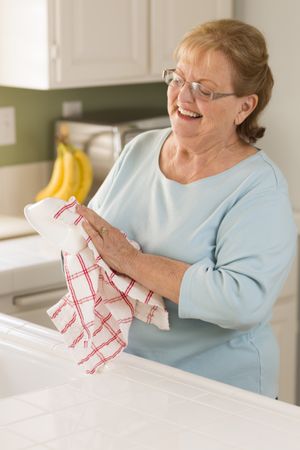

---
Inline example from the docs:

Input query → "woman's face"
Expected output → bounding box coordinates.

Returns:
[167,50,245,148]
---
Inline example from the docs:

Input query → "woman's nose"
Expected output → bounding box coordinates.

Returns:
[177,82,194,103]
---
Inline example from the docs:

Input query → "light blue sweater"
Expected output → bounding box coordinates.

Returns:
[89,128,296,397]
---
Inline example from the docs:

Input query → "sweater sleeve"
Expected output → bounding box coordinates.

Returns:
[179,188,297,330]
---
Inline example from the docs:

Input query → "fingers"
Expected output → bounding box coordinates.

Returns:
[76,204,110,231]
[76,205,133,274]
[77,205,113,246]
[81,219,103,244]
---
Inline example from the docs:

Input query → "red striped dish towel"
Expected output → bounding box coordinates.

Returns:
[46,198,169,374]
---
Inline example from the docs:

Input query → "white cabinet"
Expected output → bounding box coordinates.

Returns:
[0,0,148,89]
[271,250,299,404]
[0,0,232,89]
[150,0,233,75]
[52,0,148,88]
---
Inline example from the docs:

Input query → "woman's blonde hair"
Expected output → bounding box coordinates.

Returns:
[174,19,274,144]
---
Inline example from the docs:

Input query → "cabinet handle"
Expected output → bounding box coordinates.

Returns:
[13,288,67,308]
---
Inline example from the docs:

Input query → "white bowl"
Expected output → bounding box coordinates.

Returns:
[24,198,86,254]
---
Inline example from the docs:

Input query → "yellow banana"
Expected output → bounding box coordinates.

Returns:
[35,142,64,201]
[72,147,93,204]
[52,143,79,201]
[71,150,82,196]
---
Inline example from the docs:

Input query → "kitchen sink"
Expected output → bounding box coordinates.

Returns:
[0,313,78,398]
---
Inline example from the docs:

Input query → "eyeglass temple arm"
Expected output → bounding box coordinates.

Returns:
[213,92,236,100]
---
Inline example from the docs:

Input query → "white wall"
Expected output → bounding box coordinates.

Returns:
[235,0,300,212]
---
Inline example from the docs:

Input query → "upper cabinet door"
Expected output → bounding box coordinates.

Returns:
[0,0,233,89]
[150,0,233,76]
[51,0,148,88]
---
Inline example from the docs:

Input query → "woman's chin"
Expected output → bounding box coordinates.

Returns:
[171,119,201,139]
[171,111,202,135]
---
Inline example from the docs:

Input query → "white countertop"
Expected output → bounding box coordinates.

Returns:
[0,235,65,296]
[0,315,300,450]
[0,235,62,270]
[0,215,36,241]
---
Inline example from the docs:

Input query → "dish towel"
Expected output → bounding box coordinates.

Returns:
[46,198,169,374]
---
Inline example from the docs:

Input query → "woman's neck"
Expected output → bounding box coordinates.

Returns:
[160,133,257,184]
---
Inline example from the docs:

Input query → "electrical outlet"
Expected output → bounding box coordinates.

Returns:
[0,107,16,146]
[62,101,82,118]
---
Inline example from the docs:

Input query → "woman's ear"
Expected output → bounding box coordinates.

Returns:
[234,94,258,125]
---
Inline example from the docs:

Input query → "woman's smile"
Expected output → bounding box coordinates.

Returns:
[177,105,203,119]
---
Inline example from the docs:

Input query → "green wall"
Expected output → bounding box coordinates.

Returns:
[0,83,167,167]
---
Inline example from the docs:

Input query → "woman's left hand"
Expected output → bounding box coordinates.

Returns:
[76,204,138,274]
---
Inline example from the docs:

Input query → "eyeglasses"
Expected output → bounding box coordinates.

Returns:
[162,68,236,101]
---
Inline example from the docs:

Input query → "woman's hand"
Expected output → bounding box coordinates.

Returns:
[76,205,139,275]
[76,205,187,304]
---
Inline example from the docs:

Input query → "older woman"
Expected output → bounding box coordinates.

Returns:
[77,19,296,398]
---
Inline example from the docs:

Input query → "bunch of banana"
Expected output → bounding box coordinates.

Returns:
[35,141,93,204]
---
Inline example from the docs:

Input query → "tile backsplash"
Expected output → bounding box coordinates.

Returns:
[0,161,51,215]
